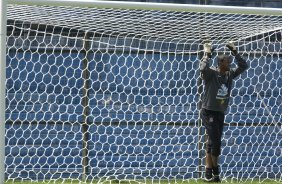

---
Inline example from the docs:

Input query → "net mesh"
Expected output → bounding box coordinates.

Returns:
[5,3,282,183]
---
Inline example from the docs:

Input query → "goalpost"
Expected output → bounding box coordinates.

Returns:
[2,0,282,183]
[0,0,7,184]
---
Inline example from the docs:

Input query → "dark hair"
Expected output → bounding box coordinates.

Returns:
[217,55,231,66]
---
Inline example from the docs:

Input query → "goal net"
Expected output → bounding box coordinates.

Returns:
[5,1,282,183]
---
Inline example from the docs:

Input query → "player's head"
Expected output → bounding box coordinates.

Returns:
[217,54,231,72]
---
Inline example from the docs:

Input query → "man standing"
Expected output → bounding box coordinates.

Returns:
[200,42,248,182]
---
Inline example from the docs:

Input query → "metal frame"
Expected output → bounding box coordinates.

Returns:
[7,0,282,15]
[2,1,282,184]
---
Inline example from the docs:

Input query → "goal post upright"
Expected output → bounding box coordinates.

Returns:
[0,0,7,184]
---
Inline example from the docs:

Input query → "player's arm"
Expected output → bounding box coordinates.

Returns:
[200,43,214,80]
[226,42,248,78]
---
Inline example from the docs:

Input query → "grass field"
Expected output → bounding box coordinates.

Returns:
[4,179,282,184]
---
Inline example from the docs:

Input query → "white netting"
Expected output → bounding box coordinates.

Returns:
[5,3,282,183]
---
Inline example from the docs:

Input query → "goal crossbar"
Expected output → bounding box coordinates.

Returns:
[7,0,282,16]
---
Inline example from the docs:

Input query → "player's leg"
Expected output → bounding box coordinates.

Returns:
[209,111,225,182]
[212,112,224,182]
[205,151,213,181]
[200,109,214,181]
[201,109,224,182]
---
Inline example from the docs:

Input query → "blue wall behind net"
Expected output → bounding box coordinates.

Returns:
[5,50,282,180]
[6,51,282,123]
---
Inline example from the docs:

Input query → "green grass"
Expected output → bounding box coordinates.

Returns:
[4,179,282,184]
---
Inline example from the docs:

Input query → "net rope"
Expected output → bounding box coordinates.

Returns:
[5,4,282,183]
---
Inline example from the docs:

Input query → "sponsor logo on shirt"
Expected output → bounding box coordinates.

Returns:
[216,84,228,104]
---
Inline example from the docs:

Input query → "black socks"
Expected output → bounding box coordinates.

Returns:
[205,168,213,180]
[205,166,220,182]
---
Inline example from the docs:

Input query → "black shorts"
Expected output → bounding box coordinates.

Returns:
[200,108,225,156]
